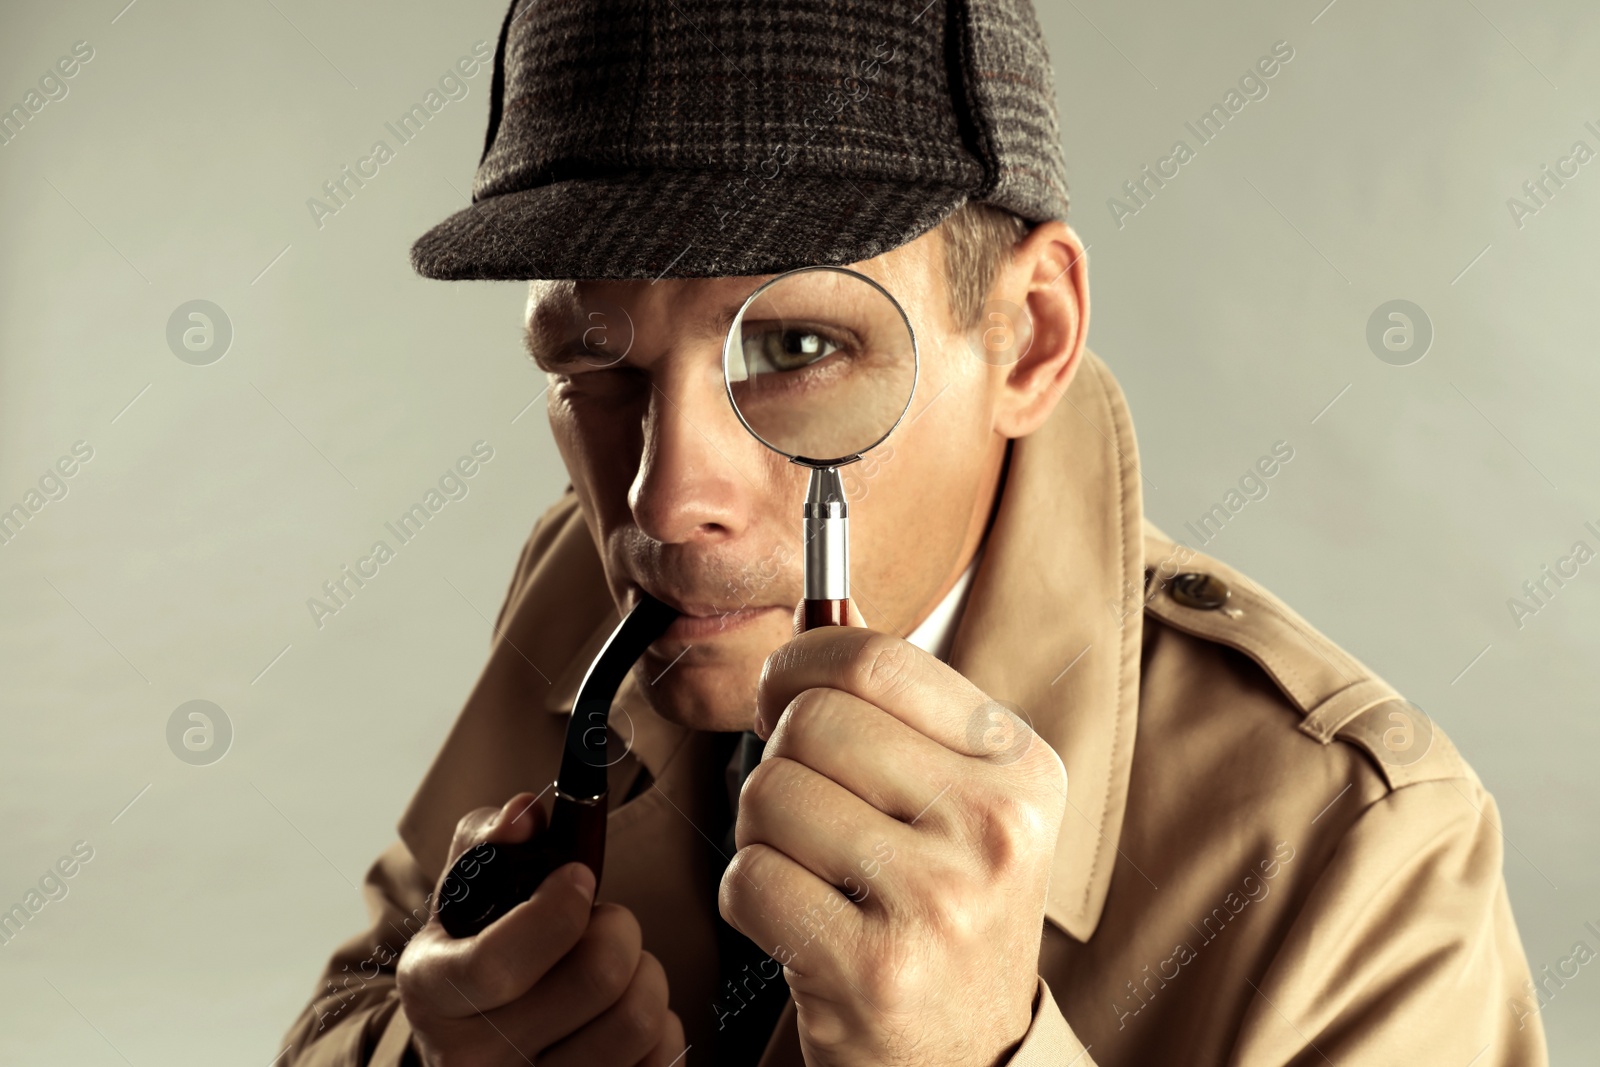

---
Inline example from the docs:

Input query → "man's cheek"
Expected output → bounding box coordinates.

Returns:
[566,399,647,475]
[550,405,636,511]
[546,417,615,549]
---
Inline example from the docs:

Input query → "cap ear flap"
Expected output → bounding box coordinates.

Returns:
[478,0,524,173]
[945,0,1000,201]
[948,0,1071,222]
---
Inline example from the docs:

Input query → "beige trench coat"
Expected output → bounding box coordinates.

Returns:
[280,351,1548,1065]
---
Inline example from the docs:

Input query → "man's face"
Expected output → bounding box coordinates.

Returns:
[525,230,1008,732]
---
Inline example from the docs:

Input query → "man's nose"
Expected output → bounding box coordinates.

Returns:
[628,362,752,546]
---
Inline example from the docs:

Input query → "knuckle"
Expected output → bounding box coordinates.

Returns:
[448,805,496,854]
[1047,748,1069,798]
[980,813,1031,873]
[757,640,804,706]
[580,939,635,1005]
[917,868,986,944]
[1018,749,1070,830]
[634,948,668,995]
[738,755,792,810]
[778,687,833,744]
[852,633,916,697]
[470,948,524,1005]
[971,790,1049,872]
[593,900,643,945]
[661,1007,686,1049]
[455,805,494,836]
[718,843,772,924]
[394,942,430,1010]
[613,968,667,1049]
[1023,736,1068,792]
[577,907,641,1004]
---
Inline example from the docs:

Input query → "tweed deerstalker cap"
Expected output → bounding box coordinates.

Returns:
[410,0,1070,281]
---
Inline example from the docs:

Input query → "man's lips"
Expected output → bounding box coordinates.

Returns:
[632,585,789,645]
[662,606,786,642]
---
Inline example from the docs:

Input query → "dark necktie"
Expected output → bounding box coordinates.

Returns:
[706,729,792,1064]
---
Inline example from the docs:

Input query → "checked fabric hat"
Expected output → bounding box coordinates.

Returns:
[410,0,1070,281]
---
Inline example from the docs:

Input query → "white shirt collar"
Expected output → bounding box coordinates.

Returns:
[905,547,982,662]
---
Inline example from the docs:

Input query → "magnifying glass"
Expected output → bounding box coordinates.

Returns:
[722,266,919,631]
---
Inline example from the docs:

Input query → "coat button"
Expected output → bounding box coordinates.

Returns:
[1168,572,1230,611]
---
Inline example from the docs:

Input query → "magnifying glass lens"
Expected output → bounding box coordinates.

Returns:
[724,269,917,463]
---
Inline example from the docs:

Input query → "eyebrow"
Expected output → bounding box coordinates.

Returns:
[520,322,567,370]
[707,303,742,341]
[521,298,748,371]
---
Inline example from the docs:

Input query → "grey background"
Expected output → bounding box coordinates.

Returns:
[1,0,1595,1060]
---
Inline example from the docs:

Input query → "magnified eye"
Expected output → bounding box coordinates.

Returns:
[742,328,841,375]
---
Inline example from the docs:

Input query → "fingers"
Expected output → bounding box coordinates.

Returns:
[518,901,643,1038]
[419,901,644,1056]
[759,685,963,829]
[484,790,549,844]
[534,947,675,1067]
[441,792,549,884]
[432,793,548,925]
[401,791,683,1065]
[635,1009,687,1067]
[719,840,864,983]
[405,792,589,1018]
[402,859,598,1018]
[734,754,909,910]
[755,625,987,752]
[400,896,678,1065]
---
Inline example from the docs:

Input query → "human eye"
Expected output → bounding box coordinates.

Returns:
[541,343,646,402]
[740,325,844,376]
[533,337,622,380]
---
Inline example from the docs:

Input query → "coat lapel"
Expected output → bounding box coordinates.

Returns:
[949,349,1146,940]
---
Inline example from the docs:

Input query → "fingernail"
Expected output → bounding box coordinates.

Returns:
[753,716,769,741]
[568,863,596,901]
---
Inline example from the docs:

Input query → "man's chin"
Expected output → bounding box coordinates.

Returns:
[632,634,781,733]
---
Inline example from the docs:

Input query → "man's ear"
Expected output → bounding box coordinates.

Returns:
[985,221,1089,440]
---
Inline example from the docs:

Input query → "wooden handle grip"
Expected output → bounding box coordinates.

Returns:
[801,598,849,631]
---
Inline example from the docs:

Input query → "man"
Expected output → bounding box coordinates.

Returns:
[281,0,1548,1064]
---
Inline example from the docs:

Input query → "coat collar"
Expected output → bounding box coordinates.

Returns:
[400,349,1145,943]
[948,349,1146,939]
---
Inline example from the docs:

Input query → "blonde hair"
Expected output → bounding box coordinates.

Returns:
[938,201,1033,329]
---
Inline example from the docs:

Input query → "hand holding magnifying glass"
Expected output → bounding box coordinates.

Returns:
[721,266,919,631]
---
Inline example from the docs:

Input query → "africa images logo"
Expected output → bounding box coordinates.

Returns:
[1107,40,1295,229]
[304,41,492,230]
[305,442,495,630]
[0,40,94,150]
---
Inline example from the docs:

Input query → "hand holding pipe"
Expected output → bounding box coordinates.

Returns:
[436,594,679,938]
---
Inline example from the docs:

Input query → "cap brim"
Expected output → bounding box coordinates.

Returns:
[409,169,969,281]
